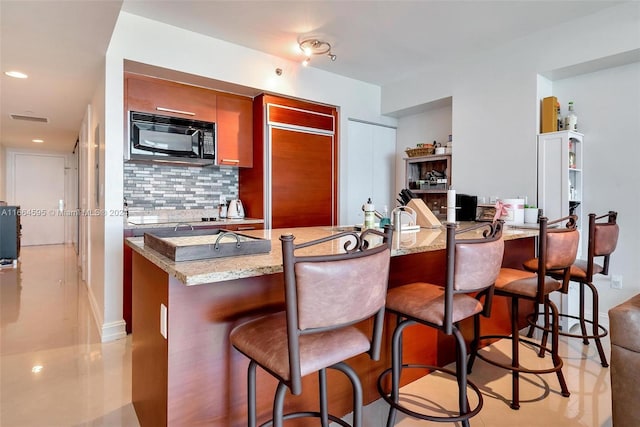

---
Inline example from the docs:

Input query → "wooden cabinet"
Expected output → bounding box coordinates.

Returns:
[404,154,452,218]
[216,94,253,167]
[123,222,263,333]
[240,94,338,229]
[124,73,254,168]
[125,74,217,122]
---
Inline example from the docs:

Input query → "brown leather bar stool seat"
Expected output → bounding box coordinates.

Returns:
[523,211,619,367]
[468,215,579,410]
[230,226,393,427]
[377,221,504,427]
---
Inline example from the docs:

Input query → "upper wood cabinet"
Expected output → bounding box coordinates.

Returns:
[216,94,253,167]
[125,73,217,122]
[124,73,254,168]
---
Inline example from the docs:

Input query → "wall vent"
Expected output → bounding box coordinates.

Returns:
[10,114,49,123]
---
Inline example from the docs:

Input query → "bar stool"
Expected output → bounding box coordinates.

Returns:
[377,221,504,427]
[230,226,393,427]
[523,211,619,367]
[468,215,579,410]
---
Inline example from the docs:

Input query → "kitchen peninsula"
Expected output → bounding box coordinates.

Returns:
[127,225,537,426]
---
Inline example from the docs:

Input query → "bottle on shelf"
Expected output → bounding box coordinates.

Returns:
[556,102,563,131]
[564,101,578,131]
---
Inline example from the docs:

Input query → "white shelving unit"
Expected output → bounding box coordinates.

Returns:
[537,130,584,332]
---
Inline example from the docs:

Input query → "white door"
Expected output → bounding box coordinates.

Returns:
[346,120,397,225]
[14,153,66,245]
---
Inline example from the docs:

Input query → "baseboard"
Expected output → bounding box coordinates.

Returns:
[85,282,127,343]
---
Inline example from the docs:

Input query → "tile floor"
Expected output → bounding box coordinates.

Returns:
[1,244,613,426]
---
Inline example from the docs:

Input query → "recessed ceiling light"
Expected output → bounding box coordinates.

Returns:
[5,70,28,79]
[32,139,44,143]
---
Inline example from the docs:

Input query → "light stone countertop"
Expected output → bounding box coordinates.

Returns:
[126,223,538,286]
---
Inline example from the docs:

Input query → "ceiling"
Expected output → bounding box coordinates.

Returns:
[1,1,625,153]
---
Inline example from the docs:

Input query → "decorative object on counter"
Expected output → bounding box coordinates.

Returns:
[143,228,271,261]
[499,198,525,225]
[492,200,509,222]
[379,205,391,228]
[435,142,446,155]
[446,188,456,224]
[363,198,376,229]
[524,206,539,224]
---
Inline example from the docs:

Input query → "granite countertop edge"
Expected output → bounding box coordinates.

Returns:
[126,224,538,286]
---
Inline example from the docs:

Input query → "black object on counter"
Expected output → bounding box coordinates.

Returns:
[456,194,478,221]
[398,189,418,205]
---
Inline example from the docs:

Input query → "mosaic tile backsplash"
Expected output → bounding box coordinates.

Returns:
[123,162,238,212]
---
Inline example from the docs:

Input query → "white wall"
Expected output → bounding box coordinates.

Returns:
[0,144,5,201]
[94,11,398,341]
[552,62,640,314]
[383,2,640,316]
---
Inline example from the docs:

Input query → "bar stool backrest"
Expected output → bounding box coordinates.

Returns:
[444,221,504,334]
[590,211,619,278]
[537,215,580,298]
[280,226,393,394]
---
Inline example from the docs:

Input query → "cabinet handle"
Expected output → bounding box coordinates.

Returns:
[156,107,196,116]
[237,226,255,231]
[221,159,240,164]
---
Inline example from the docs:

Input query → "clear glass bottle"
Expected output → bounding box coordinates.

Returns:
[565,101,577,131]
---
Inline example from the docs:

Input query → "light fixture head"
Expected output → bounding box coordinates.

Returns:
[5,70,28,79]
[298,38,335,65]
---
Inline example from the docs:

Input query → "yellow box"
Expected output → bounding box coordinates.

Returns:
[541,96,558,133]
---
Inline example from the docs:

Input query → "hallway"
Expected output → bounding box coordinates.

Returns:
[0,244,139,426]
[1,244,613,426]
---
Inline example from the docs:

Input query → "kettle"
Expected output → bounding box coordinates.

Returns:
[227,199,245,219]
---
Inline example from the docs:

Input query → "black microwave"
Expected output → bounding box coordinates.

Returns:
[128,111,215,166]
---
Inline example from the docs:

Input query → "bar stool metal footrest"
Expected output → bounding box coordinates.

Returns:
[377,363,483,424]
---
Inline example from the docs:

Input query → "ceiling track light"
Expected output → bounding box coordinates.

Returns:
[298,38,336,66]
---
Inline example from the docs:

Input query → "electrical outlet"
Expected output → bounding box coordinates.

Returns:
[611,275,623,290]
[160,303,168,339]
